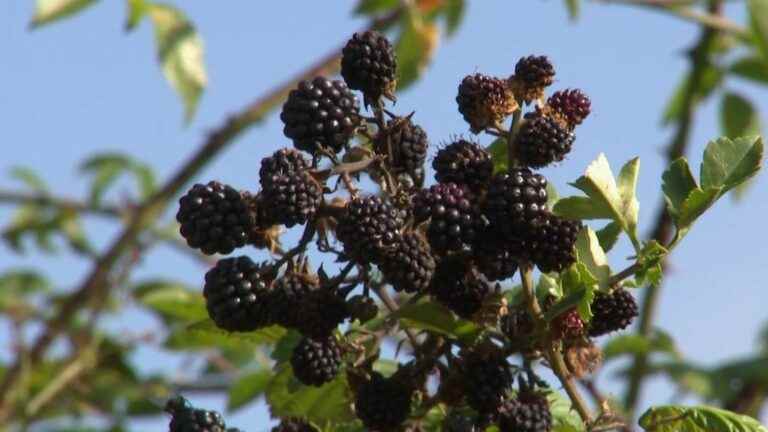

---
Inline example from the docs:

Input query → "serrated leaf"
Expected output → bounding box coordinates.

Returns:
[228,370,271,412]
[603,329,677,361]
[574,228,610,291]
[678,187,721,230]
[553,196,612,220]
[564,0,580,21]
[147,4,207,122]
[596,221,621,252]
[721,94,760,139]
[443,0,465,36]
[354,0,398,15]
[537,273,562,299]
[394,300,481,342]
[749,0,768,64]
[700,136,763,195]
[10,167,48,192]
[730,56,768,84]
[639,404,768,432]
[488,137,509,174]
[133,280,207,322]
[395,11,439,91]
[662,158,698,220]
[571,154,629,234]
[266,363,355,424]
[30,0,98,29]
[617,157,640,241]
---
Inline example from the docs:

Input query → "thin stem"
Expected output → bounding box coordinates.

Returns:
[372,283,421,352]
[507,105,524,168]
[0,190,123,217]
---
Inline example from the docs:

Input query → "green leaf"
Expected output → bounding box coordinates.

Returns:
[729,56,768,84]
[662,66,721,127]
[662,158,698,220]
[537,273,562,299]
[571,154,633,236]
[596,221,622,253]
[700,136,763,195]
[749,0,768,64]
[443,0,466,36]
[394,300,481,343]
[547,390,584,431]
[678,186,722,230]
[228,370,271,412]
[574,227,610,291]
[617,157,640,242]
[354,0,398,15]
[271,330,303,362]
[639,405,767,432]
[603,329,677,361]
[165,320,284,351]
[552,264,597,322]
[553,196,612,220]
[125,0,148,31]
[488,138,508,174]
[546,181,560,209]
[563,0,580,21]
[721,94,760,139]
[395,11,438,91]
[133,280,207,322]
[30,0,98,29]
[635,240,668,287]
[147,4,207,122]
[10,166,48,192]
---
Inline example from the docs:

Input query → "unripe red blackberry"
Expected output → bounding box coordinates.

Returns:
[456,73,517,133]
[380,232,436,293]
[347,294,378,323]
[374,116,428,175]
[516,111,575,169]
[461,346,514,414]
[530,214,582,273]
[433,139,494,192]
[176,181,253,255]
[269,268,319,329]
[588,288,638,337]
[551,307,585,340]
[473,227,521,281]
[203,256,274,332]
[271,419,318,432]
[341,30,397,106]
[336,195,403,264]
[290,335,342,387]
[512,55,555,103]
[497,393,552,432]
[413,183,486,254]
[281,77,361,155]
[484,169,548,237]
[354,372,413,431]
[430,255,492,319]
[166,396,228,432]
[294,289,350,338]
[547,88,591,128]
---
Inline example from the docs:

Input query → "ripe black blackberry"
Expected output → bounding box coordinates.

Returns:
[547,88,591,128]
[413,183,485,253]
[260,148,311,182]
[262,169,322,228]
[269,267,319,329]
[374,116,428,175]
[294,289,350,338]
[430,255,492,319]
[484,169,548,237]
[588,288,638,337]
[336,195,403,264]
[432,139,493,192]
[461,346,514,414]
[500,307,535,340]
[497,393,552,432]
[347,294,378,323]
[530,214,582,273]
[281,76,361,155]
[473,227,521,281]
[166,396,228,432]
[203,256,274,332]
[271,419,319,432]
[380,232,436,293]
[290,335,342,387]
[354,372,413,431]
[176,181,253,255]
[456,73,517,133]
[516,111,575,169]
[512,55,555,103]
[341,30,397,106]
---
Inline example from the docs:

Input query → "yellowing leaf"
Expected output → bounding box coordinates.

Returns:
[30,0,98,29]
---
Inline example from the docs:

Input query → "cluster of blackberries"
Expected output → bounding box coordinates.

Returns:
[165,396,242,432]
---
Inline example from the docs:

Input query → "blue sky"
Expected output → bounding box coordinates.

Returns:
[1,1,767,430]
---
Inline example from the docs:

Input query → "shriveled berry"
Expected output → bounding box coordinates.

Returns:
[456,73,517,133]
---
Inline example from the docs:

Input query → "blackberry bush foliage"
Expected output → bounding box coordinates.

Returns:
[168,30,763,432]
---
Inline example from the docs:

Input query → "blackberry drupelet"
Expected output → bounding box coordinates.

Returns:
[290,335,343,387]
[547,88,591,128]
[473,227,521,281]
[374,116,429,175]
[203,256,274,332]
[413,183,485,253]
[336,195,403,264]
[456,73,517,133]
[484,169,548,237]
[430,255,492,319]
[261,168,322,228]
[176,181,253,255]
[530,214,582,273]
[271,419,319,432]
[354,372,413,431]
[432,139,493,192]
[380,232,436,293]
[166,396,227,432]
[259,148,311,184]
[347,294,379,323]
[497,393,552,432]
[281,76,361,155]
[269,268,319,329]
[516,111,575,169]
[341,30,397,106]
[512,55,555,103]
[461,346,514,414]
[588,288,638,337]
[294,289,349,338]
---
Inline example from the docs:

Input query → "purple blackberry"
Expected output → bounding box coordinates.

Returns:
[413,183,486,254]
[203,256,274,332]
[380,232,436,294]
[547,88,591,128]
[456,73,517,133]
[432,139,493,191]
[529,214,582,273]
[354,372,413,431]
[374,116,428,175]
[341,30,397,106]
[165,396,228,432]
[484,169,548,237]
[588,288,638,337]
[498,393,552,432]
[290,335,342,387]
[294,289,349,338]
[336,195,403,264]
[461,346,514,414]
[430,255,492,319]
[516,111,575,169]
[269,268,319,329]
[512,55,555,103]
[473,227,521,281]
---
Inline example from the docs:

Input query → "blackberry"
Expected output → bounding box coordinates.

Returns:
[512,55,555,103]
[551,308,585,340]
[443,412,479,432]
[547,88,591,128]
[259,148,311,182]
[430,255,492,319]
[290,335,342,387]
[347,294,378,323]
[166,396,227,432]
[461,346,514,414]
[271,419,319,432]
[413,183,485,253]
[203,256,274,332]
[336,195,403,264]
[374,116,428,175]
[530,214,582,273]
[294,289,349,338]
[261,169,322,228]
[484,169,548,237]
[432,139,493,191]
[380,232,436,293]
[516,111,575,169]
[456,73,517,133]
[497,393,552,432]
[281,76,361,155]
[473,227,521,281]
[354,372,412,431]
[588,288,638,337]
[341,30,397,106]
[176,181,253,255]
[500,307,535,341]
[269,267,319,329]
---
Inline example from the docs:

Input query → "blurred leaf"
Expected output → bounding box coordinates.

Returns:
[30,0,98,29]
[165,320,284,350]
[396,11,439,91]
[2,205,92,256]
[442,0,465,36]
[574,227,610,291]
[147,4,207,122]
[10,166,48,192]
[394,299,481,343]
[639,404,767,431]
[563,0,580,21]
[228,370,271,412]
[133,280,207,322]
[603,329,678,361]
[700,136,763,196]
[749,0,768,64]
[271,330,303,362]
[596,221,621,252]
[537,273,562,299]
[125,0,148,31]
[653,361,714,399]
[662,158,698,220]
[80,153,157,204]
[662,66,721,127]
[488,137,508,174]
[730,56,768,84]
[547,390,584,431]
[354,0,398,15]
[721,94,760,139]
[0,270,50,294]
